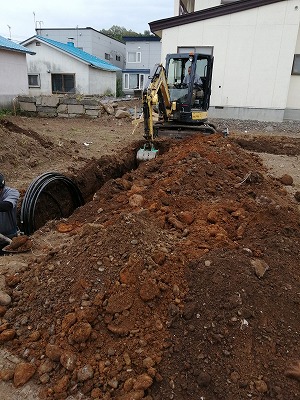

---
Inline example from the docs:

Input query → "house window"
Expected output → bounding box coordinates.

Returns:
[124,73,144,90]
[292,55,300,75]
[127,52,141,63]
[51,74,75,93]
[105,53,111,60]
[116,55,121,61]
[28,74,40,88]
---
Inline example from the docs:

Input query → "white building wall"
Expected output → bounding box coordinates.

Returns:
[0,50,29,106]
[194,0,220,10]
[174,0,221,15]
[285,26,300,118]
[89,68,116,95]
[123,39,161,95]
[161,0,300,121]
[125,41,161,70]
[25,41,116,96]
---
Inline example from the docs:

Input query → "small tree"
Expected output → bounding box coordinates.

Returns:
[100,25,154,42]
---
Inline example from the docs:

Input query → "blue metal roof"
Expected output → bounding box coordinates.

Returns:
[35,35,121,72]
[0,35,35,55]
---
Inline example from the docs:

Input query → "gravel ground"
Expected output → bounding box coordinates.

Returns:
[211,118,300,136]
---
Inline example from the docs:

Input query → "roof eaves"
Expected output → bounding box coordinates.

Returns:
[149,0,285,33]
[0,34,36,55]
[122,35,161,42]
[0,45,35,55]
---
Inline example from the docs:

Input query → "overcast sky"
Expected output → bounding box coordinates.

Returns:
[0,0,174,43]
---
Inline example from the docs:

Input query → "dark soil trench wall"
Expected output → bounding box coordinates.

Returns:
[72,139,171,202]
[20,140,171,234]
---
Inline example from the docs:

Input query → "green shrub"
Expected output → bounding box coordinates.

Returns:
[116,78,124,98]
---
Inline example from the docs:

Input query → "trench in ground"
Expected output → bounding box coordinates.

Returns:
[19,140,172,235]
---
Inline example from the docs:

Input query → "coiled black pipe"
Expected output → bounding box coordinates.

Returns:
[20,172,84,235]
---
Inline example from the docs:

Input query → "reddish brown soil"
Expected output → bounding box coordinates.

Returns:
[0,108,300,400]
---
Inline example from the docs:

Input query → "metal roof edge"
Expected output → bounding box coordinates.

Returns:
[0,35,36,55]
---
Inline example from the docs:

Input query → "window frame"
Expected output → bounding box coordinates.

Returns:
[292,54,300,75]
[105,53,111,61]
[51,73,75,94]
[123,73,145,90]
[127,51,141,63]
[28,74,41,88]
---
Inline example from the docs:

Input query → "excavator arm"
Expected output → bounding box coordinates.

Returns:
[142,64,172,142]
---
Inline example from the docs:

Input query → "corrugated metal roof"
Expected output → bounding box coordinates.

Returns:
[35,35,121,72]
[150,0,285,33]
[0,35,35,55]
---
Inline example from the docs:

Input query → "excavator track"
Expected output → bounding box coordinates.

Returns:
[154,122,218,139]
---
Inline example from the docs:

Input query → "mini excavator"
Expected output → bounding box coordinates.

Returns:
[137,52,222,161]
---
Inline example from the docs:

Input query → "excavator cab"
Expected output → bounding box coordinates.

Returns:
[165,53,214,126]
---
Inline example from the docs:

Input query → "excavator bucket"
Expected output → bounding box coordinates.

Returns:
[136,143,159,162]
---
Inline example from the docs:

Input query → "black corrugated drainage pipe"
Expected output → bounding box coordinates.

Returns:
[20,172,84,235]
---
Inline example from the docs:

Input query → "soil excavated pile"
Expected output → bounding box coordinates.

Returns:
[0,132,300,400]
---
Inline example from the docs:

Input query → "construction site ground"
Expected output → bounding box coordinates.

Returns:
[0,98,300,400]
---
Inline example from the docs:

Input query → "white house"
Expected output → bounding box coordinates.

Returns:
[21,36,121,97]
[122,36,161,96]
[0,35,35,108]
[149,0,300,121]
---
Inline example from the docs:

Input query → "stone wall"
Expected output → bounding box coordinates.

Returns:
[17,95,134,119]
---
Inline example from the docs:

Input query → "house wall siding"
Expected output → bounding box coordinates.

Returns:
[286,25,300,114]
[89,68,116,95]
[195,0,221,10]
[25,41,116,96]
[0,50,29,107]
[161,0,300,121]
[123,39,161,95]
[125,41,161,70]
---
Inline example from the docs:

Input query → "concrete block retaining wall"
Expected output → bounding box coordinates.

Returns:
[17,95,133,119]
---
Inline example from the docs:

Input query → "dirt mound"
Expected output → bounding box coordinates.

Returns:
[0,119,86,194]
[1,133,300,399]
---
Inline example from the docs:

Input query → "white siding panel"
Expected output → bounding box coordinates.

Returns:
[287,25,300,109]
[89,68,116,95]
[0,50,28,95]
[160,1,300,119]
